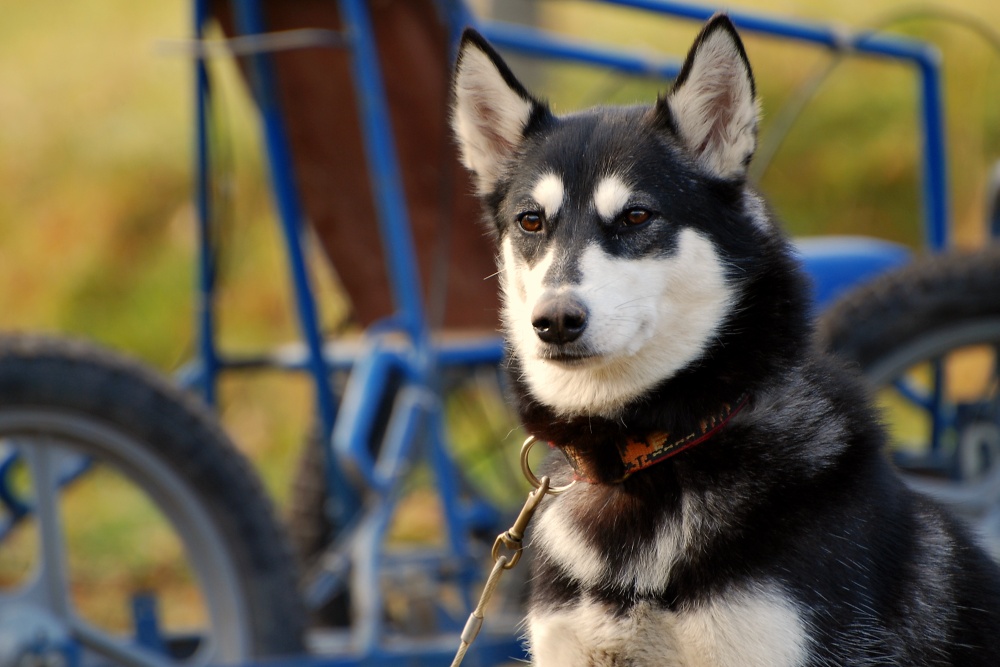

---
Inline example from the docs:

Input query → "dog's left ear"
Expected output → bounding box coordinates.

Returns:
[451,29,548,194]
[657,15,759,181]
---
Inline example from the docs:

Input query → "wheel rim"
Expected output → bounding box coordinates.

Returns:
[864,319,1000,388]
[861,318,1000,555]
[0,408,253,667]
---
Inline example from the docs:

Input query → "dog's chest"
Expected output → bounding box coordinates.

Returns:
[527,593,807,667]
[527,488,808,666]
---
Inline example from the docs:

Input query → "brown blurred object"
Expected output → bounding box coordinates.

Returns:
[214,0,500,330]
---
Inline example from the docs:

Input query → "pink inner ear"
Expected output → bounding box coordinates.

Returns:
[471,96,518,160]
[667,28,757,179]
[697,77,739,156]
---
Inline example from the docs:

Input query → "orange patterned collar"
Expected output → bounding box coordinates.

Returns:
[559,393,750,484]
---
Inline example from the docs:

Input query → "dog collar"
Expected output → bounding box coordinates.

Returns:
[557,393,750,484]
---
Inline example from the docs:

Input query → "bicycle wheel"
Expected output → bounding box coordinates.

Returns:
[0,335,306,666]
[818,246,1000,555]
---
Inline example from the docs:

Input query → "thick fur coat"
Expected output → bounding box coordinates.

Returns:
[451,15,1000,666]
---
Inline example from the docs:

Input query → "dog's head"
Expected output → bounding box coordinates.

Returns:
[452,16,794,419]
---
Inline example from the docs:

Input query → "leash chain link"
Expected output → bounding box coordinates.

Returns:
[450,436,576,667]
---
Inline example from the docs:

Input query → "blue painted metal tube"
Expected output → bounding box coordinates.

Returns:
[193,0,219,407]
[440,0,477,43]
[601,0,897,52]
[426,407,476,609]
[479,21,682,79]
[916,55,949,250]
[179,336,503,381]
[930,360,947,457]
[595,0,950,249]
[373,387,430,492]
[229,0,359,525]
[891,377,934,413]
[606,0,838,45]
[337,0,428,349]
[228,634,528,667]
[332,346,396,494]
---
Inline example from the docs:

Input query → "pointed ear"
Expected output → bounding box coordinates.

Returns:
[657,15,759,180]
[451,29,546,193]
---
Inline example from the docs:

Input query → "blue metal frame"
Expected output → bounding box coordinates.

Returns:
[193,0,219,407]
[591,0,949,251]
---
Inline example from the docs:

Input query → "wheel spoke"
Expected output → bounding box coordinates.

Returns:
[929,358,947,457]
[69,618,182,667]
[0,337,305,659]
[20,440,72,617]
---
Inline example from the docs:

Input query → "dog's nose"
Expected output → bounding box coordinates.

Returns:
[531,294,588,345]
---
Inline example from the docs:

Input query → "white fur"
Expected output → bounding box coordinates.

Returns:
[533,498,606,587]
[593,174,632,220]
[500,229,734,417]
[501,239,554,320]
[532,173,565,217]
[743,190,771,230]
[527,585,808,667]
[533,482,690,592]
[669,27,758,180]
[452,44,534,192]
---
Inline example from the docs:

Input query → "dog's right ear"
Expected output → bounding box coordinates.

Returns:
[452,29,547,194]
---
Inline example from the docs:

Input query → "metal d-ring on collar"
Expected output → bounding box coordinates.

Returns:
[450,435,575,667]
[520,435,578,495]
[490,436,576,570]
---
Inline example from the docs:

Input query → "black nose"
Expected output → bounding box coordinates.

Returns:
[531,295,588,345]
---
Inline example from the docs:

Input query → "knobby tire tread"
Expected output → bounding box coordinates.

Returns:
[817,246,1000,368]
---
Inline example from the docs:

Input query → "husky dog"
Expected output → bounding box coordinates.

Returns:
[451,14,1000,667]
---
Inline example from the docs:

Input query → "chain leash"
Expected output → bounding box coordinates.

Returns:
[449,436,576,667]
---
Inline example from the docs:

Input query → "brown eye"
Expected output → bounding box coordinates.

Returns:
[518,212,544,233]
[622,209,652,226]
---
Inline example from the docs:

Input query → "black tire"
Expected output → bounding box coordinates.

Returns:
[0,334,306,663]
[818,246,1000,384]
[818,246,1000,555]
[286,425,350,627]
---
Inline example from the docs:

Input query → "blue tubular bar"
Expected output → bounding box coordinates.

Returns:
[332,345,397,494]
[594,0,949,249]
[337,0,428,348]
[602,0,889,50]
[479,21,682,79]
[174,336,503,381]
[930,360,947,457]
[917,56,949,250]
[427,408,474,578]
[440,0,476,43]
[193,0,219,406]
[229,0,359,525]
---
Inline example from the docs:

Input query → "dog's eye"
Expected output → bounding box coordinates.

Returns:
[621,209,652,226]
[517,212,544,233]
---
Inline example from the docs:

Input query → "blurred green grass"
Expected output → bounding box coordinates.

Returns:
[1,0,999,630]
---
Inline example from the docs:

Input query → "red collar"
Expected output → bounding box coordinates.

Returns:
[556,393,750,484]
